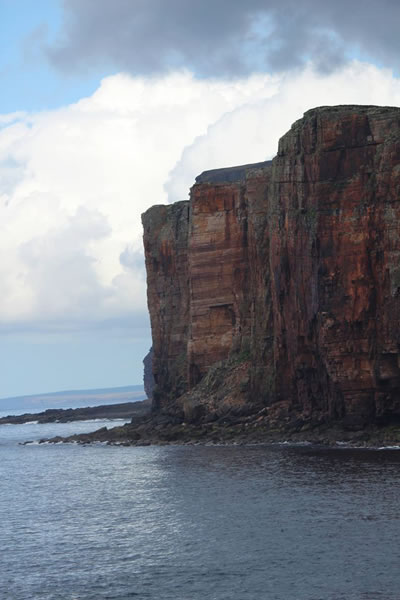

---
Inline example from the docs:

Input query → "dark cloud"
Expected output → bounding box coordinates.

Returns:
[43,0,400,76]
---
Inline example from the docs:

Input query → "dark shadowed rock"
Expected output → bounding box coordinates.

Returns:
[143,348,155,400]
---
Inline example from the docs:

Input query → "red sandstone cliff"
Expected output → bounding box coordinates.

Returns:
[142,106,400,430]
[142,201,190,412]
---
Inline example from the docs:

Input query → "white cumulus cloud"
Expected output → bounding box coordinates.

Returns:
[0,71,277,330]
[1,62,400,335]
[167,62,400,200]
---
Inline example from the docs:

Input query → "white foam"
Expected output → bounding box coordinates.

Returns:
[277,440,312,447]
[79,418,128,423]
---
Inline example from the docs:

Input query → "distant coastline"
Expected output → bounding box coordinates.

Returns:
[0,385,146,412]
[0,399,150,425]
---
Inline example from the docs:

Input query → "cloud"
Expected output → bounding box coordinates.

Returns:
[1,61,400,336]
[166,61,400,200]
[0,70,276,332]
[43,0,400,76]
[18,206,111,319]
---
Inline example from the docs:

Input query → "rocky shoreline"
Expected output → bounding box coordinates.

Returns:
[1,399,150,425]
[38,410,400,448]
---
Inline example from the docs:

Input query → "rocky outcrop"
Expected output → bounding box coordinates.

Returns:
[143,105,400,431]
[143,348,155,400]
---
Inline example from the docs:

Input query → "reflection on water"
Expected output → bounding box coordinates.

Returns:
[0,424,399,600]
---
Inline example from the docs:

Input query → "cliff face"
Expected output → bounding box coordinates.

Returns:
[142,202,190,412]
[143,348,155,400]
[142,105,400,429]
[187,183,251,385]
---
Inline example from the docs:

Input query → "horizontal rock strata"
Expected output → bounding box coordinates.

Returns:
[142,105,400,431]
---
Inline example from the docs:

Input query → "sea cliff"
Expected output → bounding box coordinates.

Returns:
[142,105,400,435]
[42,105,400,447]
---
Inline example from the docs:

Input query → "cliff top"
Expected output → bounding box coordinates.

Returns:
[196,107,400,184]
[277,104,400,155]
[142,199,189,227]
[289,104,400,133]
[195,161,272,185]
[303,104,400,116]
[142,105,400,224]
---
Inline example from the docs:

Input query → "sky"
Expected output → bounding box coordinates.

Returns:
[1,0,400,398]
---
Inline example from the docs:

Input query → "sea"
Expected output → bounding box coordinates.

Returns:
[0,409,399,600]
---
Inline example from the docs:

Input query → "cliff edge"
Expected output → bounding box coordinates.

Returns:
[142,105,400,434]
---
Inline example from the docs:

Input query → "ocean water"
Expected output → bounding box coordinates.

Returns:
[0,415,399,600]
